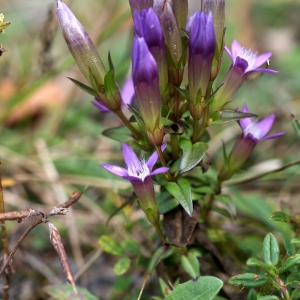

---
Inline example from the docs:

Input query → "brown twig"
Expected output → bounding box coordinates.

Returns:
[0,218,44,276]
[0,209,42,221]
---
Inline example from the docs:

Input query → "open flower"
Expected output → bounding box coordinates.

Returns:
[219,104,285,181]
[100,143,169,223]
[92,77,135,113]
[212,40,278,111]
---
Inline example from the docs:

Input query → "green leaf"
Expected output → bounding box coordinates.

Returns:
[165,276,223,300]
[165,178,193,216]
[246,258,273,270]
[179,139,208,174]
[257,296,279,300]
[290,238,300,244]
[158,190,179,214]
[280,254,300,272]
[121,239,140,255]
[104,69,120,101]
[68,77,98,97]
[209,110,258,125]
[270,212,291,223]
[228,273,268,288]
[263,233,279,265]
[286,273,300,285]
[247,289,257,300]
[114,257,131,275]
[181,253,200,278]
[214,194,236,219]
[98,235,124,256]
[44,284,98,300]
[148,247,173,274]
[102,126,133,143]
[291,289,300,300]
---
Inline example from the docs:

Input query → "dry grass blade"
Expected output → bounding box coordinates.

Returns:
[47,221,77,294]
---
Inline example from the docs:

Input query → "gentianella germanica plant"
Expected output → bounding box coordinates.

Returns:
[55,0,289,298]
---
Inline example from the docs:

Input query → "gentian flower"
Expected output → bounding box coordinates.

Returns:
[101,143,169,223]
[132,37,164,145]
[92,77,135,113]
[134,8,168,93]
[212,40,278,111]
[55,0,106,86]
[187,11,216,119]
[219,104,285,181]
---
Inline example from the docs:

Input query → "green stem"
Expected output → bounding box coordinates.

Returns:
[115,110,143,140]
[170,134,179,161]
[155,145,173,181]
[191,119,199,143]
[153,221,166,244]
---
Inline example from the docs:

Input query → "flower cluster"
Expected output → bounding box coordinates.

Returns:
[55,0,285,232]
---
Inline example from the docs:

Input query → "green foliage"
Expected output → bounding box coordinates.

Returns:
[164,276,223,300]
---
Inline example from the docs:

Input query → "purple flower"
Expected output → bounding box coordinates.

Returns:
[134,8,168,93]
[92,77,135,113]
[101,143,169,223]
[212,40,278,111]
[187,11,216,119]
[132,37,164,145]
[55,0,106,85]
[219,104,285,181]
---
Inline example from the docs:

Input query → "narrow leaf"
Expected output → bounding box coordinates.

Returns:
[263,233,279,265]
[229,273,268,288]
[165,276,223,300]
[209,110,258,125]
[68,77,98,97]
[246,258,273,271]
[280,254,300,272]
[270,212,291,223]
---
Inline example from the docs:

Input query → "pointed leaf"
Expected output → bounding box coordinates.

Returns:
[280,254,300,272]
[214,194,236,220]
[181,252,200,278]
[246,258,273,271]
[291,114,300,138]
[209,110,258,125]
[263,233,279,265]
[165,178,193,216]
[68,77,98,97]
[113,257,131,275]
[286,273,300,285]
[165,276,223,300]
[179,139,208,174]
[229,273,268,288]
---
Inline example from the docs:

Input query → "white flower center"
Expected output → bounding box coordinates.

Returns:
[127,158,150,181]
[243,121,262,140]
[236,47,257,72]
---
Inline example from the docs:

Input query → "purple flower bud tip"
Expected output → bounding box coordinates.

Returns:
[238,104,285,143]
[225,40,278,75]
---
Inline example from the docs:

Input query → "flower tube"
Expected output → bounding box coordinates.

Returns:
[212,40,278,111]
[219,104,285,181]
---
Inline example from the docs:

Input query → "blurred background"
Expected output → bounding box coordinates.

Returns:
[0,0,299,299]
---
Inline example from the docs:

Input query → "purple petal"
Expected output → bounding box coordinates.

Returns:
[256,114,276,138]
[224,45,233,62]
[100,164,128,177]
[149,167,169,176]
[237,105,252,130]
[231,40,242,59]
[92,99,110,113]
[261,132,286,140]
[146,143,167,171]
[252,52,272,69]
[122,175,142,182]
[122,143,141,169]
[121,77,135,106]
[246,68,279,75]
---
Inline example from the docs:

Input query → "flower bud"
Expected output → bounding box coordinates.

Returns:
[154,0,183,65]
[132,37,164,144]
[134,8,168,94]
[56,0,106,85]
[187,11,216,119]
